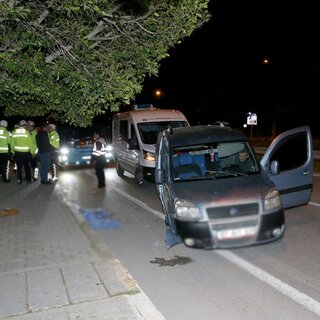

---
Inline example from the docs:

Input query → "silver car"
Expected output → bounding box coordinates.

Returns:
[155,125,313,249]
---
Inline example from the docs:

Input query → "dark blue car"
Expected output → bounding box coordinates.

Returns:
[58,137,114,167]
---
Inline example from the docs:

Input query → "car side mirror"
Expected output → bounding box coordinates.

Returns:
[155,168,164,184]
[271,160,280,175]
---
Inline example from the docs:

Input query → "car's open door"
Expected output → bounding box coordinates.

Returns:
[260,126,313,209]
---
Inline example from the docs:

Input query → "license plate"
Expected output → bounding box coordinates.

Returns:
[217,226,257,240]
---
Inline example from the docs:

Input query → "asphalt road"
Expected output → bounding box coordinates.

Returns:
[58,166,320,320]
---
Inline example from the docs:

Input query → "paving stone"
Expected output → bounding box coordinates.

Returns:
[27,267,69,312]
[62,263,108,303]
[0,272,26,318]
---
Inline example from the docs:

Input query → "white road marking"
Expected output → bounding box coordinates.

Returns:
[309,201,320,207]
[113,185,320,317]
[216,250,320,316]
[114,188,165,221]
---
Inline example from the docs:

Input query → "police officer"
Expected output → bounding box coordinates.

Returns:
[11,120,36,183]
[0,120,11,182]
[27,120,39,180]
[47,123,60,181]
[91,129,107,189]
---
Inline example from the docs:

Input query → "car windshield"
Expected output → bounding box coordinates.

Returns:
[68,137,93,148]
[172,141,259,181]
[138,121,188,144]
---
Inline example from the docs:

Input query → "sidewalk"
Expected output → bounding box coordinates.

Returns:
[0,179,166,320]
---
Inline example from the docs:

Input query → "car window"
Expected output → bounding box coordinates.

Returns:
[171,141,259,181]
[269,132,308,172]
[69,137,93,148]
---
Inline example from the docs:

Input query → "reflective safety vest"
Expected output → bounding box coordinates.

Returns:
[0,126,11,154]
[30,129,38,154]
[11,126,36,155]
[92,138,107,157]
[49,130,60,149]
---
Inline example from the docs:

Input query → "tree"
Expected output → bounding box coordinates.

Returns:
[0,0,210,127]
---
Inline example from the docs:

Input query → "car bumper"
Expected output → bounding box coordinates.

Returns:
[174,209,285,249]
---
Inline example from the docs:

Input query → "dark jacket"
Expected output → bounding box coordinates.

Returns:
[36,130,53,153]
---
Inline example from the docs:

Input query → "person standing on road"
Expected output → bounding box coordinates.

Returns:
[47,123,60,181]
[0,120,11,182]
[27,120,39,181]
[91,129,107,189]
[35,123,53,185]
[11,120,36,183]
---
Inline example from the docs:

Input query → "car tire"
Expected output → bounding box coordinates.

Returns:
[135,167,144,186]
[116,160,124,177]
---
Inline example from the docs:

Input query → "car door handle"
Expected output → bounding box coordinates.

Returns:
[302,170,310,176]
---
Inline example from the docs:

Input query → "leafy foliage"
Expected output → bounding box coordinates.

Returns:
[0,0,210,127]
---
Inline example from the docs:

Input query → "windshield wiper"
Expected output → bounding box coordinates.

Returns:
[206,169,248,177]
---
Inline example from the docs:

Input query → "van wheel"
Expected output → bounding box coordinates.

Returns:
[116,161,124,177]
[135,167,144,186]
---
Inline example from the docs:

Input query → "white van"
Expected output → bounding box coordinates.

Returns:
[112,104,189,185]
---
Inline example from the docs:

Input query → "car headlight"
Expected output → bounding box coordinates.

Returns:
[264,188,281,211]
[143,150,156,161]
[60,147,69,155]
[106,144,113,152]
[175,199,201,220]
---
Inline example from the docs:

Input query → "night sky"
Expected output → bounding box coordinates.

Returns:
[135,0,320,138]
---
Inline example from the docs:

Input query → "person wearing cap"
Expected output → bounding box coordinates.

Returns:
[11,120,37,183]
[0,120,11,182]
[47,123,60,181]
[27,120,39,181]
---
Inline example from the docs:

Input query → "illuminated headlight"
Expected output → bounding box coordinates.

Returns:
[60,147,69,155]
[143,150,156,161]
[105,152,113,159]
[175,199,201,220]
[61,155,68,162]
[264,188,281,211]
[106,145,113,152]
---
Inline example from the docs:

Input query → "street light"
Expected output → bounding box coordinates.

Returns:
[263,57,270,64]
[154,89,162,97]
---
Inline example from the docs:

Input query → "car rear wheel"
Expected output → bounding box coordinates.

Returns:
[135,167,144,186]
[116,160,124,177]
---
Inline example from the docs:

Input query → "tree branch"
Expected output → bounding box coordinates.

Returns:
[34,9,49,26]
[86,20,106,40]
[45,45,73,64]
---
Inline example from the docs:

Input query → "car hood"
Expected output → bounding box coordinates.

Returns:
[171,174,273,208]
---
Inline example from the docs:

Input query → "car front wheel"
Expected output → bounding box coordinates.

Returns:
[135,167,144,186]
[116,160,124,177]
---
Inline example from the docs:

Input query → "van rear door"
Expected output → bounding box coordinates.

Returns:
[260,126,313,209]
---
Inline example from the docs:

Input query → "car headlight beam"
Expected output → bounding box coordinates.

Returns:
[60,147,69,155]
[143,150,156,161]
[175,199,201,220]
[264,188,281,211]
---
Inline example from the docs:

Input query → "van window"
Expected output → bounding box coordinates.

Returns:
[138,121,188,144]
[119,120,128,140]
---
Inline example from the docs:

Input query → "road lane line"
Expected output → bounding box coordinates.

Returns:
[114,185,320,316]
[216,250,320,316]
[114,188,165,221]
[309,201,320,207]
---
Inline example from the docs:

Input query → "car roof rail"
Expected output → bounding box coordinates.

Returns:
[214,121,231,128]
